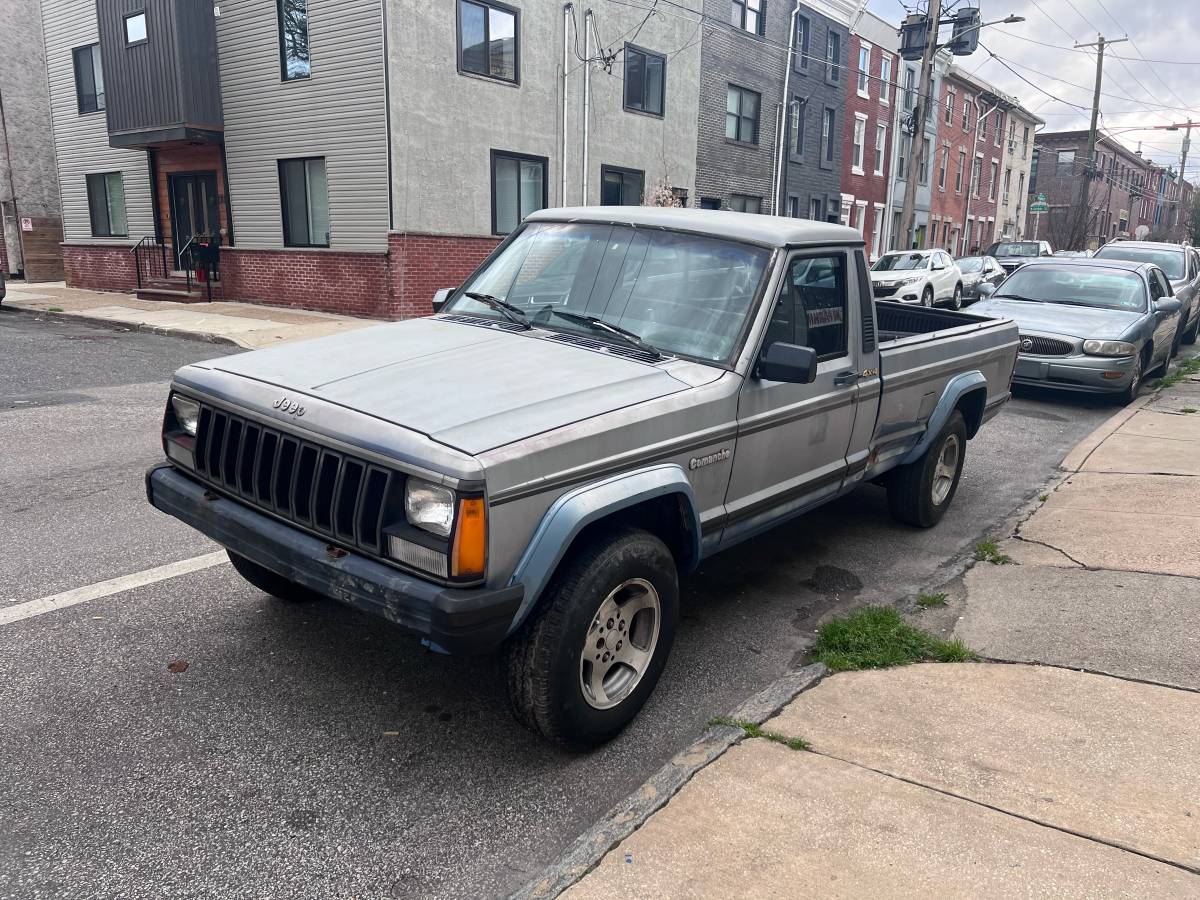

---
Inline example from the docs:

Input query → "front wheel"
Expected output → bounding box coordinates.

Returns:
[1184,311,1199,346]
[227,550,324,603]
[950,284,963,310]
[1117,352,1145,405]
[921,287,934,307]
[503,527,679,750]
[887,411,968,528]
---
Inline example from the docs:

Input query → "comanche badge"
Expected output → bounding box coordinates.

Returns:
[689,448,731,470]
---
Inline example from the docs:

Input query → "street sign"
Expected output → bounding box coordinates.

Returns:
[1030,200,1048,213]
[1037,193,1046,202]
[20,217,32,231]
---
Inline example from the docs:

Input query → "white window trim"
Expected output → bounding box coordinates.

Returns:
[873,123,887,176]
[879,55,891,105]
[852,112,868,176]
[944,87,955,125]
[857,42,872,99]
[871,202,885,260]
[854,199,868,235]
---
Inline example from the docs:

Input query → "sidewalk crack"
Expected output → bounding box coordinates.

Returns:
[810,749,1200,878]
[1011,534,1089,568]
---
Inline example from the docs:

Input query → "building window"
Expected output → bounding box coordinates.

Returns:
[944,88,954,125]
[600,165,644,206]
[278,157,329,247]
[85,173,127,237]
[955,149,965,193]
[1056,149,1075,176]
[822,108,836,163]
[857,44,870,97]
[962,98,972,131]
[623,45,665,116]
[898,134,911,176]
[874,124,887,176]
[994,111,1003,146]
[855,200,868,235]
[826,31,841,83]
[980,113,987,143]
[989,161,998,200]
[124,11,147,45]
[788,196,801,217]
[1022,126,1030,158]
[918,138,930,185]
[971,155,982,198]
[731,0,764,35]
[879,56,891,104]
[700,197,721,209]
[871,205,884,259]
[72,44,105,114]
[789,98,806,157]
[1003,167,1012,203]
[851,114,866,174]
[794,15,809,70]
[277,0,310,80]
[726,85,760,144]
[491,151,546,234]
[809,197,823,221]
[938,146,948,190]
[729,194,762,214]
[903,67,915,111]
[458,0,518,83]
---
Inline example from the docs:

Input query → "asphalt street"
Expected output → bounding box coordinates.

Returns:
[0,309,1116,898]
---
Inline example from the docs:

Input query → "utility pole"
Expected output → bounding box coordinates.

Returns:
[1073,34,1127,249]
[897,0,941,251]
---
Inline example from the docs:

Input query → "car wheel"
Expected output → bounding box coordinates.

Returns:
[1117,352,1145,405]
[950,284,963,310]
[503,527,679,750]
[1171,322,1184,358]
[921,286,934,307]
[1184,312,1199,345]
[886,411,967,528]
[227,550,324,602]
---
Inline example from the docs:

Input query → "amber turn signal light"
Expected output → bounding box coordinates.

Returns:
[451,497,487,579]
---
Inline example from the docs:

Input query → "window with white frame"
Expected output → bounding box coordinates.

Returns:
[852,114,867,174]
[918,138,930,185]
[972,154,983,197]
[855,200,868,235]
[871,203,884,259]
[827,31,841,83]
[989,160,998,200]
[938,146,948,190]
[809,196,823,220]
[903,67,915,111]
[794,15,809,71]
[839,196,852,226]
[955,149,965,193]
[1003,166,1011,202]
[874,123,887,176]
[962,97,972,130]
[857,44,870,97]
[822,107,836,163]
[731,0,764,35]
[898,134,911,176]
[879,56,891,104]
[994,110,1003,146]
[944,88,954,125]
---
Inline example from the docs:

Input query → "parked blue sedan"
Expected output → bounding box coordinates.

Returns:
[973,258,1182,403]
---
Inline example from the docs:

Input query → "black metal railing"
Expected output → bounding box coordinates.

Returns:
[178,235,223,302]
[131,235,170,289]
[192,402,400,558]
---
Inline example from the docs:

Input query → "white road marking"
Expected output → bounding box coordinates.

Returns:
[0,551,228,627]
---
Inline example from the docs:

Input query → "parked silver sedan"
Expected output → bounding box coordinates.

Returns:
[1092,240,1200,352]
[974,258,1182,403]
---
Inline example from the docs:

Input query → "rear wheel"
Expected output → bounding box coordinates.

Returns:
[503,527,678,750]
[921,286,934,307]
[227,550,324,603]
[887,411,967,528]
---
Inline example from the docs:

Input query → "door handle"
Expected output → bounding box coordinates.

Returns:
[833,370,860,387]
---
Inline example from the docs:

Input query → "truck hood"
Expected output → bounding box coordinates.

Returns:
[969,298,1142,340]
[197,317,694,455]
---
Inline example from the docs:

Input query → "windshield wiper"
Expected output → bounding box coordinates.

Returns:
[463,291,531,329]
[539,308,665,359]
[992,294,1045,303]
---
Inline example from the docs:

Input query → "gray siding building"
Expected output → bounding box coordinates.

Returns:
[693,0,851,218]
[1,0,65,281]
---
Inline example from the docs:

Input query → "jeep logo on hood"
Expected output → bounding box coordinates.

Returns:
[273,396,306,417]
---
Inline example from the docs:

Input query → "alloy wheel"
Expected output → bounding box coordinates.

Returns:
[931,433,961,505]
[579,578,662,710]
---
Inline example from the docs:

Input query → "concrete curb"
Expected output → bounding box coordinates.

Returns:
[510,664,827,900]
[1059,394,1151,473]
[3,302,243,349]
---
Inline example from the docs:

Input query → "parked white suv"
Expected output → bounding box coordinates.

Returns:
[870,250,964,309]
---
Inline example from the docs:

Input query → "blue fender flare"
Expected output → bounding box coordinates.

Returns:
[505,464,701,635]
[901,371,987,465]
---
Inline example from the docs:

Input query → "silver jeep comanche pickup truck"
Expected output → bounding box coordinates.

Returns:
[147,208,1018,748]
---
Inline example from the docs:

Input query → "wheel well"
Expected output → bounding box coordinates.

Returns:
[565,494,698,574]
[955,387,987,438]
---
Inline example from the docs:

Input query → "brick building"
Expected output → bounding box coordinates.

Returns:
[839,9,896,261]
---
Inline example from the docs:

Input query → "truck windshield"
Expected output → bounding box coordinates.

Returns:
[987,242,1039,257]
[994,265,1147,312]
[872,253,927,272]
[1093,245,1185,280]
[448,222,772,362]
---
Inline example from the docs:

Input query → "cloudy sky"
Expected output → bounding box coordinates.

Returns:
[864,0,1200,180]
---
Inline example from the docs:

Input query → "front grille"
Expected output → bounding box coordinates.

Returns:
[192,403,400,557]
[873,285,900,297]
[1019,334,1075,356]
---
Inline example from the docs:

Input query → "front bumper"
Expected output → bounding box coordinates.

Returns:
[145,464,522,654]
[1012,353,1138,394]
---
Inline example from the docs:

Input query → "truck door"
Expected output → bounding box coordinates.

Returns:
[723,249,860,538]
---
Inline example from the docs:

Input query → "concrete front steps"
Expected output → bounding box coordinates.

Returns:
[136,275,224,303]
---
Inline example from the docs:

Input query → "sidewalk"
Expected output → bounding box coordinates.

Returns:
[522,365,1200,899]
[2,281,379,349]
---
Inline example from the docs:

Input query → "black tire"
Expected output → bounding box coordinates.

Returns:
[503,527,679,750]
[921,287,934,307]
[1117,351,1146,405]
[1171,322,1184,358]
[950,283,963,310]
[227,550,324,603]
[887,410,968,528]
[1184,312,1199,346]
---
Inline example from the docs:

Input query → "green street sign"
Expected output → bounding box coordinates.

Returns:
[1030,200,1048,213]
[1037,193,1047,202]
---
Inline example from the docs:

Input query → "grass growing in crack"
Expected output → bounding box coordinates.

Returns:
[1181,407,1197,415]
[1159,357,1200,388]
[1038,494,1049,502]
[810,607,979,673]
[46,307,63,312]
[916,592,949,608]
[974,540,1013,565]
[710,716,811,751]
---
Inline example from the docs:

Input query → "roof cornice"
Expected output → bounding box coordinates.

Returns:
[801,0,859,27]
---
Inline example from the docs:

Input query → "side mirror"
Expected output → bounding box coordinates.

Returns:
[431,287,456,313]
[1156,297,1182,314]
[756,342,818,384]
[977,282,997,297]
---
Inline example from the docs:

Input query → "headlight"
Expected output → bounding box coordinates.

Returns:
[170,394,200,436]
[898,276,922,285]
[1083,340,1136,357]
[405,478,455,537]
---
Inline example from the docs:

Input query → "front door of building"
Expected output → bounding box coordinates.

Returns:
[168,172,219,270]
